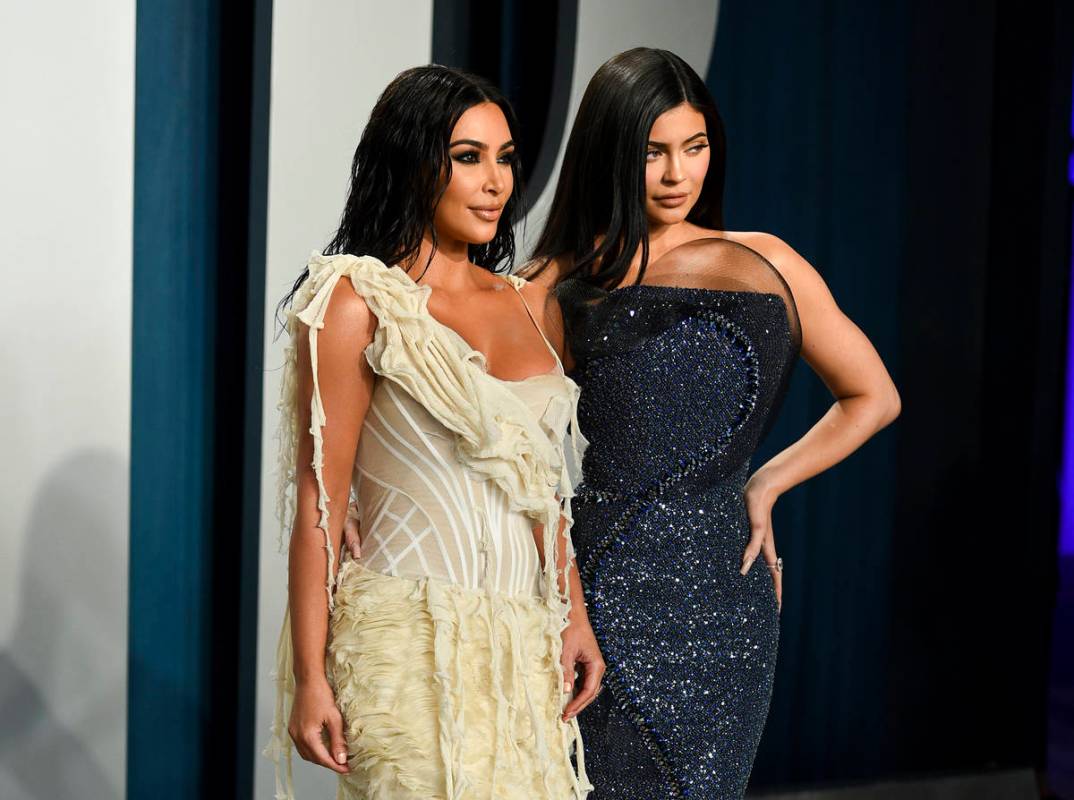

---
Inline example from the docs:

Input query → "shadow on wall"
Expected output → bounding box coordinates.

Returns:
[0,450,126,800]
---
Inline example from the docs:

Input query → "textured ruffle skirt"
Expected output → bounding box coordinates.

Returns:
[326,562,589,799]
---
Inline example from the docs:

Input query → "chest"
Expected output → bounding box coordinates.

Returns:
[425,287,555,380]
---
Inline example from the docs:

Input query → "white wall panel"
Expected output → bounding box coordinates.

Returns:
[0,3,135,798]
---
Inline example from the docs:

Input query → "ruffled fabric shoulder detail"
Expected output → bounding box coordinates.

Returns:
[274,251,426,610]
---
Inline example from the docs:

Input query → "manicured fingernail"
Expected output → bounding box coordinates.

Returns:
[336,752,347,764]
[563,681,571,693]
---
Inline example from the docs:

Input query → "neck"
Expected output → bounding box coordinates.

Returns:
[645,219,687,257]
[409,232,478,292]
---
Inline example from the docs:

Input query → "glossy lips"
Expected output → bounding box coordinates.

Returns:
[653,192,689,208]
[469,205,503,222]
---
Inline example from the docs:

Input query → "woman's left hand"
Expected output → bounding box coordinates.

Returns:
[342,500,362,559]
[560,618,605,721]
[742,473,782,613]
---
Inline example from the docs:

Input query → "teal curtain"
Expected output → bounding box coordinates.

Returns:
[708,1,904,784]
[129,1,270,795]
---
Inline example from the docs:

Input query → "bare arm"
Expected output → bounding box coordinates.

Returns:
[528,511,604,720]
[288,279,377,773]
[736,232,901,603]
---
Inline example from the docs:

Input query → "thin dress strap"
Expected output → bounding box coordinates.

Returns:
[501,274,563,369]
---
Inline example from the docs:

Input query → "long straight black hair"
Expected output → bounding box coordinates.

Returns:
[279,65,524,318]
[529,48,726,290]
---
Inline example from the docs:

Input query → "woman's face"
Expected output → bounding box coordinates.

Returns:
[644,102,710,227]
[433,102,516,246]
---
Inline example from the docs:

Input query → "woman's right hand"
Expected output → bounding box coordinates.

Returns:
[742,471,782,613]
[288,678,350,774]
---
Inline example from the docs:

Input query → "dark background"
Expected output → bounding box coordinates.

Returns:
[433,0,1074,790]
[709,0,1071,788]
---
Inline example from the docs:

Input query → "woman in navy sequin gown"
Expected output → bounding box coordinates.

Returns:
[524,49,901,798]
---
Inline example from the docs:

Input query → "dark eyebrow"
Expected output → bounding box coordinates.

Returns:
[647,131,709,148]
[449,139,516,151]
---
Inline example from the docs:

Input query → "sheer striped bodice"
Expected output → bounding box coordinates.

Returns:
[355,369,571,598]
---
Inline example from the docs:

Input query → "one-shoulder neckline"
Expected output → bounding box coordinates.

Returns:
[610,235,774,285]
[600,235,789,309]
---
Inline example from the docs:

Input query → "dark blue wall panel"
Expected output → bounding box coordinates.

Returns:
[129,1,270,796]
[129,1,219,794]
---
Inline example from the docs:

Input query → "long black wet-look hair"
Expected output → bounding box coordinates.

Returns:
[529,48,726,290]
[278,65,524,320]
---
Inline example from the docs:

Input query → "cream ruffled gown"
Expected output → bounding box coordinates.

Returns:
[265,253,593,800]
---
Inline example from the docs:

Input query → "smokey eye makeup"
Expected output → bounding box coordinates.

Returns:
[451,149,479,164]
[450,149,518,165]
[448,140,518,166]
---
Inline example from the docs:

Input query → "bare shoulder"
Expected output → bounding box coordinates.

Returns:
[727,231,804,274]
[725,231,832,301]
[304,276,378,345]
[516,255,568,289]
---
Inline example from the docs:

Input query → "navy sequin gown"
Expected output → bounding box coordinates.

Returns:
[560,238,801,799]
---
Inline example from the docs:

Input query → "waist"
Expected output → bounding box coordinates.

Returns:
[352,525,543,600]
[336,558,546,606]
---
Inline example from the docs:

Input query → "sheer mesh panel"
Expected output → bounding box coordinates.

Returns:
[629,238,800,348]
[554,237,801,366]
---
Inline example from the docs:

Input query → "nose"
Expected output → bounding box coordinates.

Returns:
[483,159,505,196]
[663,153,685,185]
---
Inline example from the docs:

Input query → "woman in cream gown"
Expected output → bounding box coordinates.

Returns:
[265,66,602,799]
